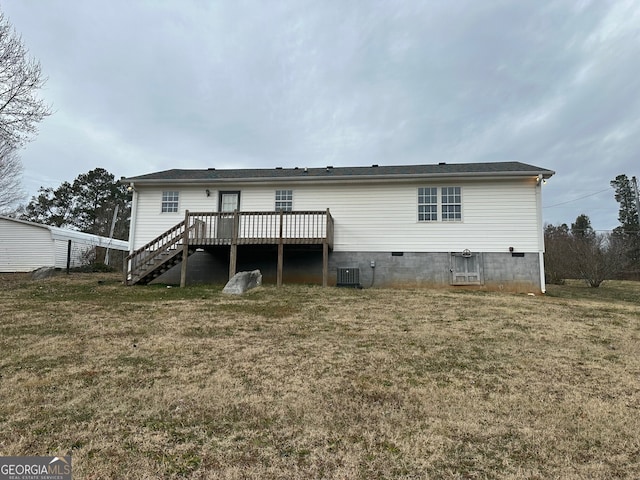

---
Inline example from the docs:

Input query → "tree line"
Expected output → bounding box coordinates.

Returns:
[18,167,131,241]
[544,174,640,287]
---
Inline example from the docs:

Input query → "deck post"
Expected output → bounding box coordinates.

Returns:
[229,210,239,280]
[277,210,284,287]
[322,209,330,287]
[180,210,190,287]
[322,241,328,287]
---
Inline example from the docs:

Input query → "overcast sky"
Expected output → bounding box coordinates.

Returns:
[3,0,639,230]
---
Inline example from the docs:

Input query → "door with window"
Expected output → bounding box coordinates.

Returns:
[450,252,483,285]
[218,191,240,239]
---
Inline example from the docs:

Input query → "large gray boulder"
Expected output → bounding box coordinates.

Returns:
[222,270,262,295]
[31,267,57,280]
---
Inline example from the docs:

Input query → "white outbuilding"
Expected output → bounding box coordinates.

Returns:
[0,216,129,272]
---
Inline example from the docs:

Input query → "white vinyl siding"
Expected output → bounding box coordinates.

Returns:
[131,187,217,250]
[0,219,54,272]
[0,218,127,272]
[130,179,543,253]
[289,180,540,252]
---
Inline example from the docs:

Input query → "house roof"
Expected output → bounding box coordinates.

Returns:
[122,161,555,185]
[0,216,129,250]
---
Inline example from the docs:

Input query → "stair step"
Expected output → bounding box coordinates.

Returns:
[127,224,203,285]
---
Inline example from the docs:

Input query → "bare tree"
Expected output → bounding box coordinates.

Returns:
[545,215,627,287]
[0,11,51,149]
[0,10,51,212]
[569,233,626,288]
[0,141,24,213]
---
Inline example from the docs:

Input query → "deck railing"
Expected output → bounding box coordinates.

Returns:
[185,210,334,247]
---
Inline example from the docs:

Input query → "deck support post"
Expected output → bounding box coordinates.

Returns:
[229,210,239,280]
[180,210,190,288]
[322,208,331,287]
[229,244,237,280]
[277,210,284,287]
[322,241,328,287]
[277,243,284,287]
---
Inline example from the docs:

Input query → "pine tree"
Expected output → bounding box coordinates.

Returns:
[570,213,594,239]
[610,174,640,270]
[22,168,130,240]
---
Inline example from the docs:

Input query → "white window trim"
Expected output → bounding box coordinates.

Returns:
[275,189,293,212]
[441,186,462,222]
[417,187,438,222]
[417,186,463,222]
[161,191,179,213]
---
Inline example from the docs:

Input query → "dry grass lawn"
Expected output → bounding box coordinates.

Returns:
[0,273,639,479]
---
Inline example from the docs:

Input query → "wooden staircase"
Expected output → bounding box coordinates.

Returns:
[125,220,199,285]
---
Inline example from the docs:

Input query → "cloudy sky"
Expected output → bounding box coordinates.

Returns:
[3,0,639,230]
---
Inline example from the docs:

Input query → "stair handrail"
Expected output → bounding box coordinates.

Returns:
[126,220,186,262]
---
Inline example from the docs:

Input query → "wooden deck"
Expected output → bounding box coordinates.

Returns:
[186,210,334,247]
[125,210,334,286]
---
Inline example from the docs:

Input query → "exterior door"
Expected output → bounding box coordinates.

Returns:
[450,252,483,285]
[218,191,240,239]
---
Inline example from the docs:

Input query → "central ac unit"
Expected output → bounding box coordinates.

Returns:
[337,267,360,288]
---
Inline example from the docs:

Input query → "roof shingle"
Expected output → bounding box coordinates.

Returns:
[122,161,554,183]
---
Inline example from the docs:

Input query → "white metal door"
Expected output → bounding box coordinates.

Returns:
[218,192,240,238]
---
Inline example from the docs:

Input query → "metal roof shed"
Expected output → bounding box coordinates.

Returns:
[0,216,129,272]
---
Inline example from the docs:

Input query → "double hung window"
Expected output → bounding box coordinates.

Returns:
[441,187,461,221]
[418,187,438,221]
[161,191,179,213]
[275,190,293,212]
[418,186,462,222]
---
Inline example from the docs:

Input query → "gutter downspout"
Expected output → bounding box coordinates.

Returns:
[127,184,138,251]
[536,174,546,293]
[126,183,138,281]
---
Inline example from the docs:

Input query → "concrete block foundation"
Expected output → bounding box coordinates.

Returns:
[329,251,542,292]
[153,247,543,292]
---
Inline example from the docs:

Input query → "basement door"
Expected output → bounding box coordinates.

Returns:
[450,252,483,285]
[218,191,240,239]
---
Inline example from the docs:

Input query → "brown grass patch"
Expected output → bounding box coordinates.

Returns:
[0,273,639,478]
